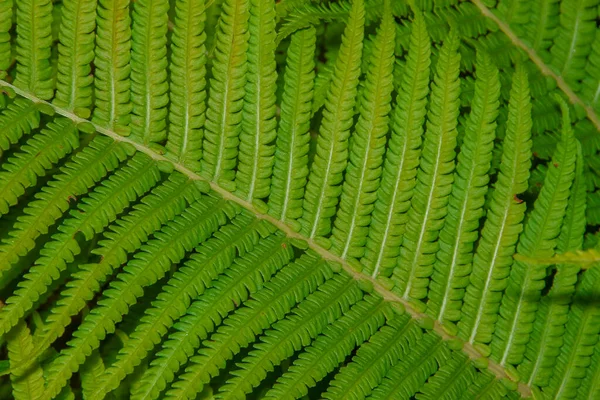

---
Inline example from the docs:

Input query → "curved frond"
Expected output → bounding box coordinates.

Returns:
[0,98,40,157]
[7,321,44,400]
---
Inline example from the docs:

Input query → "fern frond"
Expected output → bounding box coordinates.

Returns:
[263,294,388,399]
[519,145,587,387]
[0,136,131,287]
[362,12,431,278]
[90,214,265,398]
[234,0,277,203]
[368,334,451,399]
[129,0,170,146]
[331,5,395,259]
[0,118,79,216]
[42,195,232,399]
[544,267,600,399]
[202,0,249,189]
[132,232,292,400]
[162,253,329,400]
[394,31,461,300]
[300,0,364,240]
[166,0,207,170]
[0,153,159,336]
[53,0,97,116]
[92,0,132,135]
[415,353,477,400]
[493,95,578,367]
[427,51,500,323]
[80,350,106,399]
[524,0,560,61]
[459,66,533,345]
[14,0,54,100]
[216,273,363,399]
[268,27,316,223]
[0,98,40,156]
[322,317,422,400]
[6,321,44,400]
[30,175,202,362]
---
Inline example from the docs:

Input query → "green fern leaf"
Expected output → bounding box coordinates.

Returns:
[0,99,40,156]
[92,0,132,135]
[493,95,579,367]
[362,12,431,278]
[129,0,170,146]
[53,0,97,116]
[427,51,501,323]
[216,273,363,399]
[394,31,462,301]
[330,3,395,259]
[300,0,364,240]
[14,0,54,100]
[519,144,587,386]
[166,0,208,170]
[0,118,79,216]
[0,0,11,78]
[234,0,277,203]
[202,0,249,189]
[162,253,329,400]
[6,321,45,400]
[42,195,233,399]
[132,232,292,400]
[459,66,533,345]
[268,27,316,223]
[0,153,160,337]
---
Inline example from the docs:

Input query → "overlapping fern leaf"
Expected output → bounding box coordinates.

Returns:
[0,0,598,399]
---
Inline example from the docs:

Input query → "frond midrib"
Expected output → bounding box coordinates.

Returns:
[0,78,532,398]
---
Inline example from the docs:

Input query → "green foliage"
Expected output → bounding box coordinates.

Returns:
[0,0,598,399]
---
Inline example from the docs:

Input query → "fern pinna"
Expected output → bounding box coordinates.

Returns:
[0,0,598,399]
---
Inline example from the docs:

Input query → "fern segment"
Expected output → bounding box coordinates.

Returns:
[519,145,587,386]
[331,5,395,259]
[14,0,54,100]
[166,0,208,170]
[427,52,500,322]
[459,66,533,345]
[93,0,132,134]
[7,321,45,400]
[202,0,249,189]
[54,0,97,115]
[0,0,11,77]
[129,0,170,146]
[362,12,431,278]
[268,27,316,223]
[235,0,277,202]
[493,96,578,366]
[0,99,40,155]
[394,32,462,300]
[300,0,364,240]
